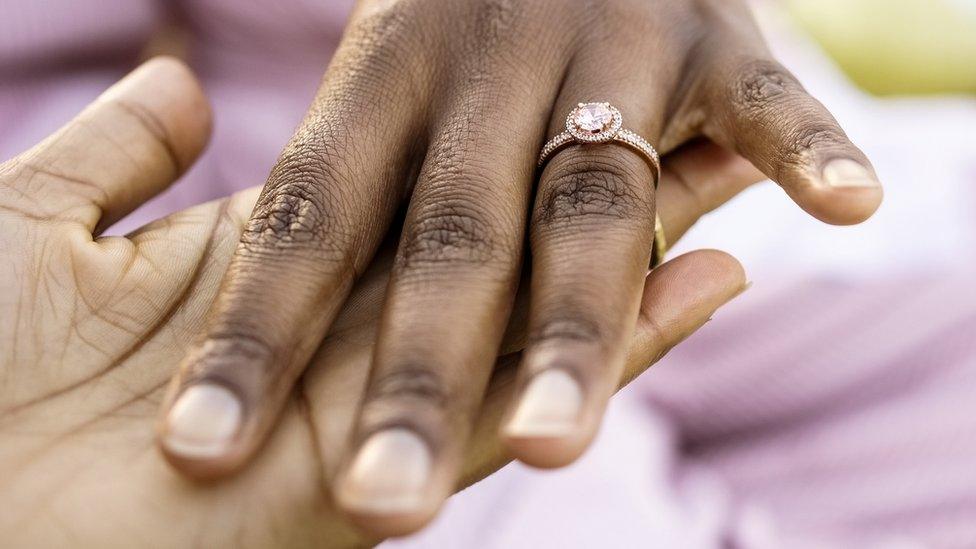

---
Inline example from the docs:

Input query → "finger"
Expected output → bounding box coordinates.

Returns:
[500,36,675,467]
[494,140,764,356]
[702,52,882,225]
[156,14,430,477]
[3,57,211,234]
[332,54,562,534]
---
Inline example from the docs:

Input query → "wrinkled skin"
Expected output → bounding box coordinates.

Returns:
[162,1,882,535]
[0,59,752,546]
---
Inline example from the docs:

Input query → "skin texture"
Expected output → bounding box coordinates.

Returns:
[157,0,882,536]
[0,59,761,545]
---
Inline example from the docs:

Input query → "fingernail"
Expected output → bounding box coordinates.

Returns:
[339,429,432,514]
[821,159,880,188]
[161,384,242,459]
[504,369,583,438]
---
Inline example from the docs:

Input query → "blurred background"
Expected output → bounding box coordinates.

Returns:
[2,0,975,547]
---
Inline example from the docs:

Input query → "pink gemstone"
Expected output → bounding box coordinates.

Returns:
[574,103,613,133]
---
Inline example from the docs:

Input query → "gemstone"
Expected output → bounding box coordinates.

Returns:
[574,103,613,133]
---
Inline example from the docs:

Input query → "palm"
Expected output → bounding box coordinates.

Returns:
[0,182,377,546]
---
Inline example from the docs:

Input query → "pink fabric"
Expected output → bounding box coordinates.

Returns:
[387,273,976,549]
[0,0,349,234]
[3,2,975,548]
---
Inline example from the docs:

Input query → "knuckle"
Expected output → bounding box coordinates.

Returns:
[104,98,182,174]
[537,158,648,225]
[344,0,426,70]
[330,2,433,127]
[399,194,506,269]
[781,123,850,167]
[468,0,530,51]
[349,0,416,43]
[4,160,109,217]
[456,0,569,83]
[528,315,603,347]
[241,146,352,260]
[366,367,452,411]
[182,333,276,384]
[725,58,856,173]
[729,59,801,113]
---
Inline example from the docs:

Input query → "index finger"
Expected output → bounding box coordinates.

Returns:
[156,13,429,477]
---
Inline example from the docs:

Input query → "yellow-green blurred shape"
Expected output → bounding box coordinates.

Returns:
[787,0,976,95]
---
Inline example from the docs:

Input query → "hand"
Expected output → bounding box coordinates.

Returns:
[156,0,873,534]
[1,59,750,545]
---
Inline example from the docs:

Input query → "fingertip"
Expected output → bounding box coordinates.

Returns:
[773,156,883,225]
[683,248,746,281]
[334,428,447,538]
[704,249,747,288]
[157,444,247,481]
[500,368,599,469]
[156,382,251,480]
[785,180,884,226]
[338,507,441,541]
[502,431,593,469]
[133,55,203,97]
[337,491,448,540]
[645,249,746,298]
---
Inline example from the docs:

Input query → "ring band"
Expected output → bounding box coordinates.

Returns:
[651,213,667,268]
[538,102,661,186]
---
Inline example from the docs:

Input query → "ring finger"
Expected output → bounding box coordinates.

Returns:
[500,35,679,467]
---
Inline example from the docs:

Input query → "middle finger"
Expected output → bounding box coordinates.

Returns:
[334,18,568,534]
